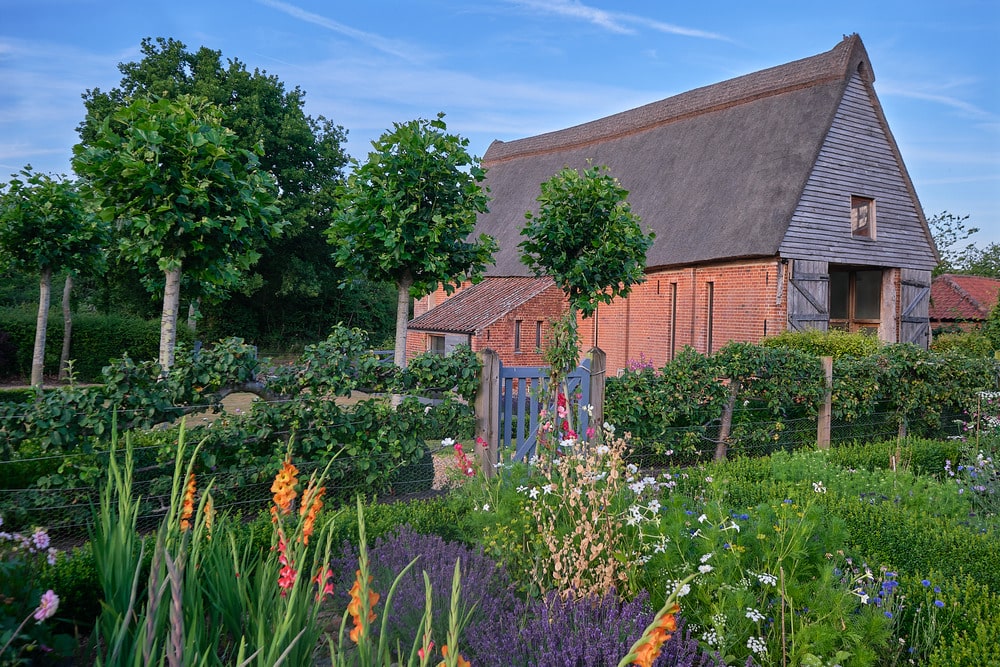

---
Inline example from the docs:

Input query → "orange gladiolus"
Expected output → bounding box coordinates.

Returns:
[439,644,471,667]
[203,493,214,539]
[180,473,196,531]
[299,483,325,545]
[347,569,379,643]
[631,604,679,667]
[270,458,299,522]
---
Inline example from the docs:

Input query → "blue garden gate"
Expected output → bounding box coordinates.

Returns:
[499,359,591,462]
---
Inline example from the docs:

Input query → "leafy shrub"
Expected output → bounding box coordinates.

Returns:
[761,328,883,358]
[330,525,518,658]
[931,330,994,356]
[387,445,435,495]
[0,308,193,382]
[0,329,16,379]
[327,497,468,547]
[40,543,101,634]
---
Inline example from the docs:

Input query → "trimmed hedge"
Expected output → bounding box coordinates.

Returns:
[0,309,192,381]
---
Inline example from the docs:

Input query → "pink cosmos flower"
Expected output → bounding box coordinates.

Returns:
[33,590,59,621]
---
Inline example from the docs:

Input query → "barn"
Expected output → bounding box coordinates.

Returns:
[407,34,938,372]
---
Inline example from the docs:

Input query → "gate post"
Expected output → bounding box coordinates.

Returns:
[587,347,606,435]
[475,349,500,478]
[817,356,833,449]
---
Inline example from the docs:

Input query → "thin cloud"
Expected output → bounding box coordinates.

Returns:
[255,0,430,62]
[507,0,727,41]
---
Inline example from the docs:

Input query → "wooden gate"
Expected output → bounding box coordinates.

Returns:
[499,359,592,462]
[900,268,931,347]
[787,259,830,332]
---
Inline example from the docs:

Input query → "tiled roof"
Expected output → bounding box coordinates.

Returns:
[408,277,556,334]
[929,273,1000,322]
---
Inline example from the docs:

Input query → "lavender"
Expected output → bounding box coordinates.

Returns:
[331,525,518,651]
[468,589,724,667]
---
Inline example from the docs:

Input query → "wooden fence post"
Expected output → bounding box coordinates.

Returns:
[587,347,606,434]
[817,356,833,449]
[475,349,500,479]
[716,379,740,462]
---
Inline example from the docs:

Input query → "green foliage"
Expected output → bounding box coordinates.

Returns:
[0,168,106,277]
[762,328,883,358]
[928,211,978,277]
[79,37,357,345]
[982,301,1000,351]
[931,329,995,356]
[329,113,495,301]
[327,497,468,549]
[519,162,653,318]
[0,308,191,381]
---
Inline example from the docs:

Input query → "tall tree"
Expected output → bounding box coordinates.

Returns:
[928,211,979,277]
[78,37,353,344]
[327,113,497,369]
[519,163,654,374]
[73,94,283,370]
[0,168,106,386]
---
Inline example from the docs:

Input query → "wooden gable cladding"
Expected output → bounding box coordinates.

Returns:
[780,73,936,270]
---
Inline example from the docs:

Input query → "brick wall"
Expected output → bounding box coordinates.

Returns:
[407,258,789,373]
[580,259,787,373]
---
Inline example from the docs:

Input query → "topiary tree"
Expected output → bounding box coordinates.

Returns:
[0,168,106,386]
[327,113,497,370]
[519,163,653,377]
[73,94,283,371]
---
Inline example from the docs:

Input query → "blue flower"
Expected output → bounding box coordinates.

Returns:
[921,579,931,587]
[884,611,893,619]
[783,499,793,504]
[934,586,941,593]
[934,600,945,608]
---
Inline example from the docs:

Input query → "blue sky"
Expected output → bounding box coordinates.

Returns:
[2,0,998,244]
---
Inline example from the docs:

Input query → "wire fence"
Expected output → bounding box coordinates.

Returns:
[0,393,973,546]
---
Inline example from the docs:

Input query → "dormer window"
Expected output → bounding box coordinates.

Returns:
[851,196,875,239]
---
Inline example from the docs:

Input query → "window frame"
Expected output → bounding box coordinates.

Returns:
[850,195,876,239]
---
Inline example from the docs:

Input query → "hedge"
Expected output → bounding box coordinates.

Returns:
[0,308,192,382]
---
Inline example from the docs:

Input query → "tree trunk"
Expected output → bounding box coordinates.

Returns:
[31,268,53,388]
[716,379,741,462]
[59,273,74,381]
[160,265,183,372]
[392,272,415,408]
[187,298,200,334]
[393,272,414,369]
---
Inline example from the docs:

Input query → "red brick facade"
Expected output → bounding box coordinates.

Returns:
[408,258,792,374]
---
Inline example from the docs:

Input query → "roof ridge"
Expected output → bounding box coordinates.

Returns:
[485,36,863,166]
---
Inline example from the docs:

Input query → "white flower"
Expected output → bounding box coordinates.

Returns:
[813,481,827,493]
[671,581,691,598]
[700,552,714,563]
[516,485,528,494]
[541,484,554,495]
[583,403,594,417]
[595,445,610,456]
[603,421,616,434]
[529,487,540,499]
[481,504,490,512]
[647,499,661,514]
[756,572,778,586]
[747,636,767,655]
[441,437,456,447]
[745,607,765,623]
[699,564,714,574]
[697,513,708,524]
[559,438,577,448]
[705,476,714,483]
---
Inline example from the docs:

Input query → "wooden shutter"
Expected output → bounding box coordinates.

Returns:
[787,259,829,332]
[900,268,931,348]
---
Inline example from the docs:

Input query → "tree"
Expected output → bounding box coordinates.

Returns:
[0,168,105,386]
[327,113,497,369]
[72,94,283,370]
[928,211,979,276]
[519,163,653,365]
[79,37,353,344]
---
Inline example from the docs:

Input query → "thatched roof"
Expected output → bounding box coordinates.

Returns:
[408,277,556,333]
[478,34,875,276]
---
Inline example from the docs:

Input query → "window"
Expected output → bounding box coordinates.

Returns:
[706,282,715,354]
[669,282,678,360]
[535,320,543,352]
[851,196,875,239]
[830,268,882,334]
[428,335,445,355]
[514,320,522,353]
